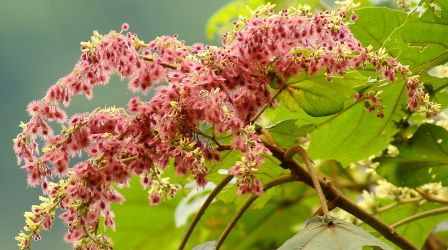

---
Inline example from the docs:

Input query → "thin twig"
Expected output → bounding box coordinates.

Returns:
[192,128,231,151]
[178,175,233,250]
[391,207,448,228]
[216,174,298,249]
[433,82,448,93]
[313,196,340,216]
[82,224,109,249]
[284,144,329,216]
[416,188,448,204]
[140,55,178,70]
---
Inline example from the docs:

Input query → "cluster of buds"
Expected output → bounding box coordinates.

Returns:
[354,90,385,118]
[229,125,271,195]
[17,179,114,250]
[145,167,179,206]
[406,76,441,117]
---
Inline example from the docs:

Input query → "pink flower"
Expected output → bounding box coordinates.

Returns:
[121,22,129,32]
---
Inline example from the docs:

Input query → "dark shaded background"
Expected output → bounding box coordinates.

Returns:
[0,1,230,249]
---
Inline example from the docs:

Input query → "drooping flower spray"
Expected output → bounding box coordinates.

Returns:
[14,1,437,249]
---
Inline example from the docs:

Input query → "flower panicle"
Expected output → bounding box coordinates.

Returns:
[14,3,438,248]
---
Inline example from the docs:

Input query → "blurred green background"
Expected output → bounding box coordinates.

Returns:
[0,1,231,249]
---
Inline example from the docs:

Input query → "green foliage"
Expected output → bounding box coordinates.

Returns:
[376,123,448,187]
[263,81,406,166]
[306,82,406,165]
[374,200,448,248]
[108,178,184,250]
[278,71,366,117]
[277,217,393,250]
[350,8,407,50]
[384,5,448,75]
[266,119,314,147]
[175,183,217,227]
[205,0,264,41]
[352,5,448,105]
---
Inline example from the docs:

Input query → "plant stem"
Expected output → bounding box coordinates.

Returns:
[284,144,329,216]
[312,196,340,216]
[178,175,233,250]
[416,188,448,204]
[216,174,298,249]
[192,128,231,151]
[140,55,178,70]
[391,207,448,228]
[260,136,419,250]
[433,82,448,93]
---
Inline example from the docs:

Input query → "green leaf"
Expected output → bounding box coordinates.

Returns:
[383,6,448,75]
[205,0,265,41]
[351,6,448,104]
[109,178,183,250]
[277,216,393,250]
[270,0,320,10]
[376,123,448,187]
[350,8,407,50]
[193,241,217,250]
[280,71,367,117]
[266,119,315,147]
[373,200,448,249]
[262,79,407,166]
[306,82,407,166]
[352,6,448,76]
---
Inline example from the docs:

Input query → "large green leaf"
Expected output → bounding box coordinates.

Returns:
[352,6,448,96]
[270,5,448,165]
[280,71,367,117]
[383,5,448,75]
[350,8,407,50]
[277,216,393,250]
[376,123,448,187]
[306,82,407,165]
[353,5,448,76]
[261,80,407,166]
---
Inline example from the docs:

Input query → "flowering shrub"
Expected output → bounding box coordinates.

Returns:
[13,0,448,249]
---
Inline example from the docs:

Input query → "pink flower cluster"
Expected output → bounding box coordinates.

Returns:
[229,125,270,195]
[14,3,435,249]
